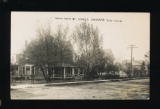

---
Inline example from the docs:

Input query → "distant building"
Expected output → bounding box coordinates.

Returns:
[11,40,28,64]
[132,60,143,70]
[122,59,147,77]
[16,54,23,63]
[11,54,23,64]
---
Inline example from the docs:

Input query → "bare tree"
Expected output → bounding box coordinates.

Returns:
[54,25,73,79]
[72,22,105,79]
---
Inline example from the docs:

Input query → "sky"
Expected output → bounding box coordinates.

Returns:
[11,12,150,62]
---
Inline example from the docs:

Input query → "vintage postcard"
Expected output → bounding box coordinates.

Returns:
[11,12,150,100]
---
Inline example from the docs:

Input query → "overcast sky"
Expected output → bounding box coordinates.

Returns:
[11,12,150,62]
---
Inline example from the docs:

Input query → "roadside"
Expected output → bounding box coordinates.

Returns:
[11,77,149,88]
[11,78,149,100]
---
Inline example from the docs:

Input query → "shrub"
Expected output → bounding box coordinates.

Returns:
[105,74,119,79]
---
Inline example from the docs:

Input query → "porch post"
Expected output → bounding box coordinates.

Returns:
[83,69,84,75]
[30,65,31,75]
[34,66,36,79]
[30,65,32,79]
[18,66,19,76]
[64,67,66,79]
[24,65,25,79]
[72,67,74,76]
[78,68,80,75]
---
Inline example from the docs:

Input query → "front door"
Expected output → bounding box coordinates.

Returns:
[26,66,30,75]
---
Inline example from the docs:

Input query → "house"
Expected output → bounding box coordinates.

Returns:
[122,59,147,77]
[11,63,35,79]
[47,63,84,80]
[10,64,19,77]
[10,39,84,80]
[11,62,84,80]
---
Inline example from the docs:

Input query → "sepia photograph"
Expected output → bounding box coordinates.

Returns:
[10,12,150,100]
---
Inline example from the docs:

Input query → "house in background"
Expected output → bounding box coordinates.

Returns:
[122,59,147,77]
[11,54,23,77]
[11,54,35,80]
[11,54,23,64]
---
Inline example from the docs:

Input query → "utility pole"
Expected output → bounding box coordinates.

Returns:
[127,45,138,78]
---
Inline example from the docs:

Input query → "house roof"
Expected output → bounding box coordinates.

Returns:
[54,63,77,67]
[132,60,143,66]
[123,60,144,66]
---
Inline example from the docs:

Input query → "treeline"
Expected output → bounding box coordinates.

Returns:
[19,22,119,81]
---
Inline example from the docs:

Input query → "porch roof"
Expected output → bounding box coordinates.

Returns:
[50,63,78,68]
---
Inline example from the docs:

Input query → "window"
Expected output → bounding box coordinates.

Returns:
[26,66,30,71]
[15,66,18,71]
[74,68,78,74]
[80,68,84,74]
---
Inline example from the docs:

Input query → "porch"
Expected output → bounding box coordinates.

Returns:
[49,66,84,80]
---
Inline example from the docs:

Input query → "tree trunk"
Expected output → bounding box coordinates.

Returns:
[48,68,51,82]
[47,63,53,82]
[41,68,48,82]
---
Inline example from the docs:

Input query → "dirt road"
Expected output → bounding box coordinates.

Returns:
[11,79,149,100]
